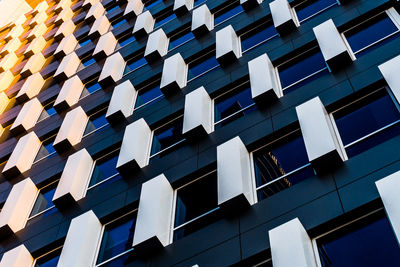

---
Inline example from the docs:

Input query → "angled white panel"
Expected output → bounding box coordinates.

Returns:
[85,1,105,24]
[82,0,98,10]
[54,20,76,41]
[89,15,110,39]
[296,97,345,172]
[173,0,194,15]
[269,218,317,267]
[313,19,353,70]
[182,86,212,140]
[191,4,213,37]
[11,97,43,135]
[58,210,102,267]
[54,52,81,81]
[0,53,18,72]
[55,7,74,26]
[2,132,41,177]
[16,72,45,103]
[270,0,298,34]
[1,38,21,57]
[33,1,49,15]
[24,36,46,58]
[0,178,38,237]
[54,75,84,112]
[20,52,46,78]
[53,149,94,207]
[379,55,400,104]
[117,118,151,173]
[53,106,88,151]
[217,136,255,210]
[241,0,263,10]
[160,53,187,95]
[54,33,78,59]
[30,11,48,27]
[124,0,144,18]
[133,174,173,250]
[132,10,155,38]
[98,52,125,86]
[248,53,282,105]
[216,25,241,65]
[27,23,47,41]
[144,28,169,62]
[106,80,137,123]
[0,92,10,115]
[93,31,117,59]
[55,0,72,13]
[0,245,34,267]
[0,71,15,93]
[4,25,24,42]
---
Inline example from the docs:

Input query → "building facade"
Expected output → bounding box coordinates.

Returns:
[0,0,399,266]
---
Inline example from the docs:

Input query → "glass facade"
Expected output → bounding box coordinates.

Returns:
[89,151,120,188]
[135,84,164,108]
[84,109,110,136]
[188,53,220,81]
[295,0,339,23]
[241,23,278,52]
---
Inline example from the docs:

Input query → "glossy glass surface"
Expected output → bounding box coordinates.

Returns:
[296,0,338,22]
[169,31,194,50]
[118,35,135,47]
[112,19,127,29]
[242,24,278,52]
[35,137,56,162]
[188,55,220,80]
[194,0,207,7]
[44,103,57,116]
[82,57,96,67]
[135,84,164,108]
[106,5,119,14]
[151,117,184,156]
[84,110,110,136]
[214,4,244,25]
[89,152,119,187]
[34,248,61,267]
[124,56,147,75]
[143,0,162,10]
[154,13,177,28]
[87,82,102,94]
[78,38,92,47]
[30,182,57,217]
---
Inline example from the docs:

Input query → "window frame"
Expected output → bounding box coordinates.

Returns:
[87,148,121,190]
[187,50,220,83]
[214,2,244,27]
[37,100,57,123]
[240,21,279,53]
[28,178,59,221]
[80,77,102,100]
[294,0,340,24]
[133,80,164,111]
[33,134,57,165]
[32,245,63,266]
[83,107,110,138]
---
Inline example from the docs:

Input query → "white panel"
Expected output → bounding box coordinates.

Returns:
[182,86,212,139]
[85,1,105,24]
[20,53,46,78]
[1,38,21,57]
[82,0,98,10]
[144,28,169,62]
[33,1,49,15]
[117,118,152,173]
[191,4,213,37]
[0,53,18,72]
[0,245,34,267]
[55,7,74,26]
[217,136,255,210]
[0,71,14,93]
[216,25,241,65]
[4,25,24,42]
[57,210,102,267]
[54,0,72,13]
[269,0,298,34]
[11,97,43,134]
[88,15,110,39]
[124,0,144,17]
[0,92,10,115]
[240,0,263,10]
[106,80,137,122]
[269,218,317,267]
[54,33,78,59]
[132,10,155,38]
[54,20,76,41]
[376,170,400,243]
[313,19,353,70]
[248,53,282,104]
[295,97,345,171]
[2,132,41,177]
[133,174,173,250]
[93,31,117,59]
[24,36,46,58]
[53,149,94,207]
[379,55,400,104]
[160,53,187,94]
[98,52,125,86]
[54,52,81,81]
[54,75,84,111]
[0,178,38,236]
[173,0,194,15]
[16,72,45,103]
[27,23,47,41]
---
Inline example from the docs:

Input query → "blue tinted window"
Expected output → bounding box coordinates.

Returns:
[188,55,220,80]
[345,13,399,55]
[124,56,147,74]
[34,248,61,267]
[96,212,136,265]
[112,19,127,29]
[279,49,328,93]
[154,13,177,28]
[174,172,219,240]
[151,117,185,157]
[334,90,400,157]
[35,137,56,162]
[89,152,120,187]
[45,106,57,116]
[79,38,92,47]
[107,5,119,14]
[87,82,101,94]
[84,109,110,135]
[119,35,135,47]
[214,86,256,127]
[317,212,400,267]
[296,0,338,22]
[143,0,162,10]
[82,57,96,67]
[215,4,244,25]
[194,0,207,7]
[242,24,278,52]
[254,134,315,200]
[135,84,164,108]
[29,181,57,217]
[169,31,194,50]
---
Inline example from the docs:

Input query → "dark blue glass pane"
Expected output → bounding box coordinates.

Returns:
[143,0,162,10]
[151,117,184,155]
[296,0,338,22]
[119,35,135,47]
[318,214,400,267]
[194,0,206,7]
[154,13,177,28]
[79,38,91,47]
[346,14,398,53]
[135,85,164,107]
[215,87,255,123]
[97,214,136,264]
[334,92,400,146]
[89,153,119,187]
[87,82,101,93]
[45,106,57,116]
[279,50,326,89]
[97,253,130,267]
[355,31,400,58]
[169,31,194,50]
[112,19,127,29]
[107,5,119,14]
[34,249,61,267]
[188,56,220,80]
[215,5,244,25]
[242,25,278,52]
[84,111,110,135]
[124,57,147,74]
[283,68,329,94]
[82,57,96,67]
[30,182,57,217]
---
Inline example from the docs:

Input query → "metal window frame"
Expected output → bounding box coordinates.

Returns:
[33,134,57,165]
[32,245,63,266]
[87,147,121,190]
[28,178,59,221]
[294,0,340,24]
[82,106,110,138]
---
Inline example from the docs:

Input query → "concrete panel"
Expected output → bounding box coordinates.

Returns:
[160,53,187,95]
[20,52,46,78]
[11,97,43,135]
[0,71,15,92]
[144,28,169,62]
[191,4,213,37]
[1,38,21,57]
[85,1,105,24]
[106,80,136,123]
[0,92,10,114]
[55,7,74,26]
[55,0,72,13]
[82,0,98,10]
[216,25,241,66]
[0,53,18,72]
[16,72,45,102]
[93,31,117,60]
[4,25,24,42]
[98,52,125,86]
[54,52,81,81]
[54,33,78,59]
[54,19,76,41]
[33,1,49,15]
[132,10,154,38]
[379,55,400,105]
[173,0,193,16]
[54,75,84,112]
[0,245,34,267]
[27,23,47,41]
[124,0,144,18]
[30,11,48,27]
[88,15,110,39]
[269,0,299,34]
[24,36,46,58]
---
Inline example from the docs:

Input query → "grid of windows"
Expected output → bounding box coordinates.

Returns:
[295,0,339,23]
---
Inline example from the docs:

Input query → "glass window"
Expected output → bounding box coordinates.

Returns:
[95,211,136,266]
[89,150,121,188]
[315,210,400,267]
[194,0,207,7]
[295,0,339,23]
[241,23,278,52]
[143,0,162,11]
[78,38,92,48]
[118,35,135,48]
[34,135,57,163]
[278,48,329,94]
[173,171,219,241]
[332,88,400,158]
[106,5,120,14]
[214,85,256,128]
[344,12,400,57]
[123,55,147,75]
[38,101,57,122]
[150,116,185,161]
[28,180,58,224]
[188,53,220,81]
[169,30,195,51]
[82,57,96,67]
[34,247,62,267]
[111,19,127,30]
[214,3,244,26]
[135,83,164,109]
[154,13,177,29]
[81,80,101,98]
[253,132,315,201]
[84,108,110,136]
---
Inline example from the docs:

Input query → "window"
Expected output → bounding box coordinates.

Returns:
[194,0,207,7]
[252,131,315,201]
[295,0,339,23]
[343,10,400,57]
[33,246,62,267]
[34,135,57,163]
[214,3,244,26]
[154,13,177,29]
[38,101,57,122]
[143,0,162,11]
[150,116,185,162]
[169,29,195,51]
[331,88,400,158]
[88,150,121,189]
[83,108,110,136]
[277,48,329,94]
[172,171,219,241]
[188,52,220,81]
[123,54,147,75]
[95,211,137,266]
[134,83,164,109]
[117,34,135,48]
[27,179,58,225]
[214,83,256,128]
[106,4,120,14]
[77,38,92,49]
[81,79,101,98]
[111,18,128,30]
[312,210,400,267]
[241,23,278,53]
[82,57,96,67]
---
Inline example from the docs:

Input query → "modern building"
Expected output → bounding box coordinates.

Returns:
[0,0,400,266]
